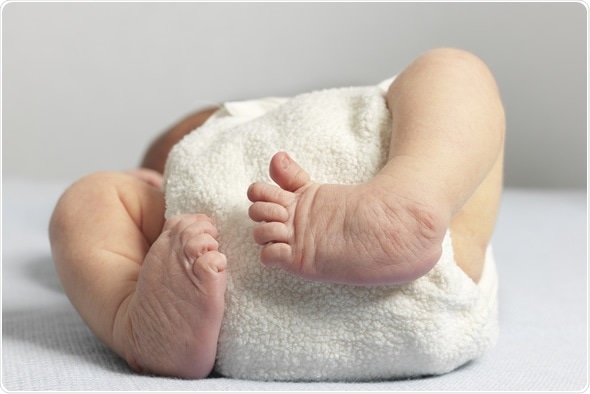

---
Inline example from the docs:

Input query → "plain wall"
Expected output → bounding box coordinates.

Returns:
[2,2,587,188]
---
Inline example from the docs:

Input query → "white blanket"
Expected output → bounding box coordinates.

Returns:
[163,84,499,381]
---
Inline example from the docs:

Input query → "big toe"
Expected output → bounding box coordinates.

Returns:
[269,152,310,192]
[190,251,227,298]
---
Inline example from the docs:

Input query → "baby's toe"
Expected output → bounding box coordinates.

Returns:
[165,214,217,237]
[268,152,310,192]
[247,182,294,206]
[248,201,289,223]
[194,251,227,276]
[192,251,228,297]
[183,233,219,262]
[253,222,290,245]
[260,242,293,268]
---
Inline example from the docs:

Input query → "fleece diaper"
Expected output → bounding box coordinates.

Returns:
[163,83,499,382]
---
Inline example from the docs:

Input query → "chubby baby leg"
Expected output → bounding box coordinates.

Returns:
[49,172,226,378]
[248,49,504,285]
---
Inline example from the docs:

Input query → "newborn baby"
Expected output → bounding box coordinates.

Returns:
[49,48,504,380]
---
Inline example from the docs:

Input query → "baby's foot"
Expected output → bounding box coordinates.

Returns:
[119,214,226,378]
[248,152,448,286]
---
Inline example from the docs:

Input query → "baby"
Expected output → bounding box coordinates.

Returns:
[49,48,505,379]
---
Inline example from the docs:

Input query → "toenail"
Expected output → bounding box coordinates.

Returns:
[281,154,290,170]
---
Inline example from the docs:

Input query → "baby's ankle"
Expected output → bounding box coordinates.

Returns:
[364,177,449,282]
[374,158,453,223]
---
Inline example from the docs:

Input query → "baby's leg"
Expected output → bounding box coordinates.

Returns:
[49,172,226,378]
[248,48,504,285]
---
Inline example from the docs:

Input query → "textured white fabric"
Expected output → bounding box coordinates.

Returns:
[163,83,499,381]
[204,76,396,124]
[2,178,587,391]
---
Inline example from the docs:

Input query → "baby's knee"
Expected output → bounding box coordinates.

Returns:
[418,47,490,74]
[63,171,152,204]
[49,172,128,236]
[403,48,500,94]
[60,172,127,198]
[73,171,138,191]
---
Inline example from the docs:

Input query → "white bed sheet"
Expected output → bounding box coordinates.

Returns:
[1,177,587,391]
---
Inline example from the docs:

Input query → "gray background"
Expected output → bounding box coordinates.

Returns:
[2,2,587,188]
